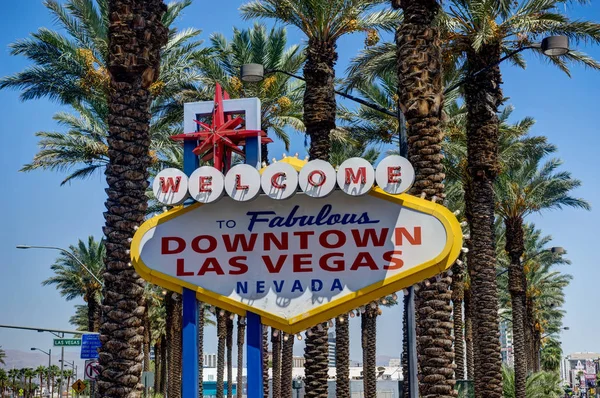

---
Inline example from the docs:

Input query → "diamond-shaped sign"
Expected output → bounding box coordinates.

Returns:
[131,182,462,333]
[72,379,86,393]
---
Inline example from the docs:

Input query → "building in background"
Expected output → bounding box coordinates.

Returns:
[388,358,401,368]
[204,353,217,368]
[293,356,305,368]
[499,310,514,367]
[328,332,336,367]
[562,352,600,387]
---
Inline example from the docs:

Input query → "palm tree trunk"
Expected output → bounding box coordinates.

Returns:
[167,294,183,398]
[199,303,205,398]
[143,307,151,372]
[281,333,294,398]
[271,329,282,398]
[66,375,71,398]
[262,326,269,398]
[86,293,100,333]
[99,0,167,396]
[304,38,336,160]
[217,310,226,398]
[396,2,456,397]
[304,323,329,398]
[506,216,527,398]
[525,300,535,373]
[402,296,409,397]
[464,286,474,380]
[452,258,466,380]
[362,306,378,398]
[335,315,350,398]
[463,44,504,398]
[154,342,161,393]
[160,335,167,395]
[237,316,245,398]
[226,313,234,398]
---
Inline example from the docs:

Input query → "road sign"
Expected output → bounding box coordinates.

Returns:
[80,334,101,359]
[84,359,100,381]
[18,388,23,396]
[53,338,81,347]
[72,379,86,393]
[132,158,462,333]
[142,371,155,388]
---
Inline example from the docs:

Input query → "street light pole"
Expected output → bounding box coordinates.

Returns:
[16,245,103,286]
[31,348,52,393]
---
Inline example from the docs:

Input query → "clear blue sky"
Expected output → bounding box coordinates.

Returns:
[1,0,599,369]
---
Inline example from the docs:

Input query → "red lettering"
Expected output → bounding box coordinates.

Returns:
[318,230,346,249]
[345,167,366,184]
[388,166,401,183]
[307,170,326,187]
[197,258,225,275]
[162,237,185,254]
[350,252,378,271]
[160,176,181,193]
[263,255,287,273]
[319,253,344,272]
[351,228,389,247]
[235,174,249,190]
[199,176,212,192]
[222,234,257,252]
[293,231,314,249]
[293,254,313,272]
[271,172,287,189]
[229,256,248,275]
[394,227,422,246]
[383,250,404,270]
[176,258,194,276]
[191,235,218,253]
[264,233,288,251]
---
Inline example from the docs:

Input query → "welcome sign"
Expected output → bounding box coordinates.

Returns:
[131,158,462,333]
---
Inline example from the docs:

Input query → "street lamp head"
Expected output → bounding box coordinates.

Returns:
[542,36,569,56]
[564,326,570,331]
[16,245,32,249]
[240,63,265,83]
[551,246,566,255]
[30,347,36,351]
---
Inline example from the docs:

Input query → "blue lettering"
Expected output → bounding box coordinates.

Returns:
[236,282,248,294]
[270,216,286,228]
[257,281,265,294]
[246,211,276,232]
[291,280,304,293]
[311,279,323,292]
[273,280,285,293]
[331,279,343,292]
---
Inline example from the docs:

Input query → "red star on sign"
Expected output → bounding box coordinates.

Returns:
[171,83,272,172]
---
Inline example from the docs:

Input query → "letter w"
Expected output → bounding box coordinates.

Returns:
[351,228,388,247]
[223,234,258,252]
[160,176,181,193]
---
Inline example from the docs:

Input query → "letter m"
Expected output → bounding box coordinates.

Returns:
[345,167,366,184]
[160,176,182,193]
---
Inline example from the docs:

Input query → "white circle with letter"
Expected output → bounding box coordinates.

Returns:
[261,162,299,200]
[299,159,337,198]
[153,168,189,205]
[188,166,225,204]
[375,155,415,195]
[336,157,375,196]
[224,164,261,202]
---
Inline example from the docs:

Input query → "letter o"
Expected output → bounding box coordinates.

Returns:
[299,160,337,198]
[191,235,218,253]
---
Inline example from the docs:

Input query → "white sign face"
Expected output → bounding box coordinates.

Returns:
[375,155,415,195]
[153,168,189,205]
[298,160,337,198]
[132,189,461,332]
[336,157,375,196]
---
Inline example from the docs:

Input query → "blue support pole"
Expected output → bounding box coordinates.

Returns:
[182,139,200,398]
[245,136,261,170]
[246,312,264,398]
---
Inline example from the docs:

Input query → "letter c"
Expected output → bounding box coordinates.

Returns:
[271,172,287,189]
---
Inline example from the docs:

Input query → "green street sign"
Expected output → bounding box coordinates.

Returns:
[53,338,82,347]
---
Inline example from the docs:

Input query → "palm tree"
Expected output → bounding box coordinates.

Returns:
[335,315,350,398]
[262,326,269,398]
[0,0,205,185]
[540,338,562,372]
[42,236,104,332]
[444,1,600,394]
[0,346,5,365]
[237,316,246,398]
[496,153,588,392]
[271,329,282,398]
[227,313,234,398]
[361,304,378,398]
[35,366,46,396]
[48,365,60,396]
[241,0,399,160]
[199,303,206,398]
[0,369,8,396]
[96,0,168,396]
[501,366,563,398]
[198,23,305,163]
[217,309,226,398]
[281,333,294,398]
[8,369,19,394]
[166,293,183,398]
[62,369,74,398]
